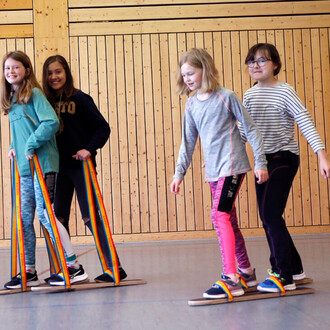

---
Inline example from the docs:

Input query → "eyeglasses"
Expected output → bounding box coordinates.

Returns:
[247,58,271,68]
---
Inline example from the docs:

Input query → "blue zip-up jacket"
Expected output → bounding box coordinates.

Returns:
[9,88,59,176]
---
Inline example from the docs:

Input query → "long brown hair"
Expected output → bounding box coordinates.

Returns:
[42,55,77,108]
[1,51,42,115]
[176,48,220,96]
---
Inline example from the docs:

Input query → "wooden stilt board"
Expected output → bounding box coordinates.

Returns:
[31,279,147,293]
[188,278,314,306]
[0,279,90,296]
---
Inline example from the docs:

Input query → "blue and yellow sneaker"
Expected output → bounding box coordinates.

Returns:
[257,269,296,293]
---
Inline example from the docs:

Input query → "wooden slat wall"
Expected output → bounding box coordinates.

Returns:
[0,1,329,245]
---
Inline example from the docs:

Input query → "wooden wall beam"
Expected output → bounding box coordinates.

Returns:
[0,25,33,38]
[68,0,283,8]
[0,0,32,10]
[69,2,330,22]
[33,0,70,79]
[70,15,330,36]
[0,10,32,24]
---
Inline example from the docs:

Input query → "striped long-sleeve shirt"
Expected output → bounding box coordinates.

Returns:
[239,82,325,155]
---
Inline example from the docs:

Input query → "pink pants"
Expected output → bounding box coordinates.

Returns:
[209,174,251,275]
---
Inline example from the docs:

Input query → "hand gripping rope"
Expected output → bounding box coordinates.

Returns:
[10,155,71,290]
[82,158,120,285]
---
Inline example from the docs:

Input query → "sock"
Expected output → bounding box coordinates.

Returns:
[85,219,121,270]
[55,218,80,269]
[26,264,36,274]
[66,254,80,269]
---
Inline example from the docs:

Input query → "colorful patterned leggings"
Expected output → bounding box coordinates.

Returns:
[20,173,56,265]
[209,174,251,275]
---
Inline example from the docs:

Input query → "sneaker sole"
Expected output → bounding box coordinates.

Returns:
[5,280,40,290]
[49,273,89,286]
[293,273,306,281]
[203,288,245,299]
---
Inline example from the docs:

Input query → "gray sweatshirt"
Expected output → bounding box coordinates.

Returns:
[174,87,267,182]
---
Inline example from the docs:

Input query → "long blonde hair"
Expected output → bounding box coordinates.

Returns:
[176,48,220,96]
[1,51,42,115]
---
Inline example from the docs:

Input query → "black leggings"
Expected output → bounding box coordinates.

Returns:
[255,151,303,280]
[54,167,90,233]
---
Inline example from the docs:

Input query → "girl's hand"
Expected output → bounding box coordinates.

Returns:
[255,169,269,184]
[318,149,330,179]
[8,149,16,160]
[73,149,91,161]
[170,178,182,194]
[25,154,34,160]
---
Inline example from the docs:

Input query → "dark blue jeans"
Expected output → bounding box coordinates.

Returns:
[255,151,303,280]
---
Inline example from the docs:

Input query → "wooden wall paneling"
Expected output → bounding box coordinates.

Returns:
[150,34,168,233]
[106,35,123,234]
[311,28,328,225]
[24,38,44,238]
[238,30,251,230]
[124,34,140,234]
[292,29,304,227]
[0,10,32,24]
[142,34,159,233]
[231,31,244,227]
[0,0,32,9]
[185,32,198,231]
[96,36,114,232]
[88,37,102,204]
[33,0,69,80]
[0,39,7,239]
[320,28,330,225]
[266,30,275,44]
[70,37,80,88]
[67,37,79,237]
[188,33,205,231]
[115,35,131,234]
[283,29,296,227]
[301,29,314,226]
[257,30,266,43]
[68,1,330,22]
[306,29,322,226]
[177,33,191,232]
[0,25,33,39]
[213,32,224,87]
[69,0,291,7]
[246,30,260,228]
[76,36,89,235]
[133,34,149,233]
[69,15,330,37]
[168,33,184,232]
[159,33,175,232]
[194,32,211,231]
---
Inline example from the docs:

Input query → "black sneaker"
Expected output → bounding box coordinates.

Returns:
[44,274,58,284]
[203,274,245,299]
[48,265,88,286]
[4,272,40,289]
[94,268,127,283]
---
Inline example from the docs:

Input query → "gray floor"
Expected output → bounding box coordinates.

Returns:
[0,234,329,330]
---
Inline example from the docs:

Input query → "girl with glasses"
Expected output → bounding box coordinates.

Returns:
[240,43,330,293]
